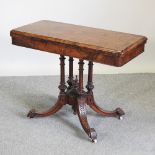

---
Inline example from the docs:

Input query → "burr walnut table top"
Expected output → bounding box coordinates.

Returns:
[10,20,147,66]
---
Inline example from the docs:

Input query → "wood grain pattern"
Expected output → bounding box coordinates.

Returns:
[27,57,125,142]
[10,20,147,66]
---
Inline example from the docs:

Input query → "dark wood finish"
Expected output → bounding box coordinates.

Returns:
[27,58,124,142]
[58,55,67,94]
[85,61,125,118]
[86,61,94,93]
[27,95,65,118]
[10,20,147,67]
[27,55,67,118]
[11,20,147,143]
[77,96,97,143]
[67,57,74,89]
[78,60,84,95]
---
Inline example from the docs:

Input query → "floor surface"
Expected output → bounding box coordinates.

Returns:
[0,74,155,155]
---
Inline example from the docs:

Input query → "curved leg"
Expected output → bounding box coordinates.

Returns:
[77,97,97,143]
[88,96,125,119]
[86,61,125,120]
[27,95,65,118]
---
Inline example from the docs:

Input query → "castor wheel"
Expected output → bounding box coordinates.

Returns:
[88,128,97,143]
[119,116,123,120]
[115,108,125,120]
[92,139,97,143]
[27,109,36,118]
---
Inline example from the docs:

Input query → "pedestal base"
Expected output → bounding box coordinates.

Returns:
[27,56,125,143]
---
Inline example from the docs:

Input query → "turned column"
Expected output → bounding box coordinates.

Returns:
[67,57,74,88]
[58,55,67,94]
[78,60,84,95]
[86,61,94,94]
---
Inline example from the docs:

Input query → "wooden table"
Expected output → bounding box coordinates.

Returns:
[10,20,147,143]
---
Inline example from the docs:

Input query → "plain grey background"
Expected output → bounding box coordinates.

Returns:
[0,0,155,76]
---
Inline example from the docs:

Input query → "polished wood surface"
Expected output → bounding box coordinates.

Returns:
[10,20,147,66]
[10,21,147,142]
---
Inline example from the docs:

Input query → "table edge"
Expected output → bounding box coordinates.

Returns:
[10,30,147,67]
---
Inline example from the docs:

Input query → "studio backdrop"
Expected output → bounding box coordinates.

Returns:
[0,0,154,76]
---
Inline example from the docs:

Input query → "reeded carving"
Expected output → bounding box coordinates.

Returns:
[77,97,97,142]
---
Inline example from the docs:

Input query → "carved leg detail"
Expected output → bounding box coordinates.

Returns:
[27,95,65,118]
[27,56,125,142]
[77,97,97,143]
[88,96,125,119]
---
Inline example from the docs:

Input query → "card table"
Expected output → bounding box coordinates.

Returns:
[10,20,147,143]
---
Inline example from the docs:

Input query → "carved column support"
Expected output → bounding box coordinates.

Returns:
[27,56,125,143]
[86,61,94,94]
[78,60,84,95]
[58,55,67,94]
[67,57,74,89]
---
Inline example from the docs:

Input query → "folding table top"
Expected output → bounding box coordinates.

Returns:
[10,20,147,66]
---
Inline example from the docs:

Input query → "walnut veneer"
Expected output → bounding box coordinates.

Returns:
[10,20,147,143]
